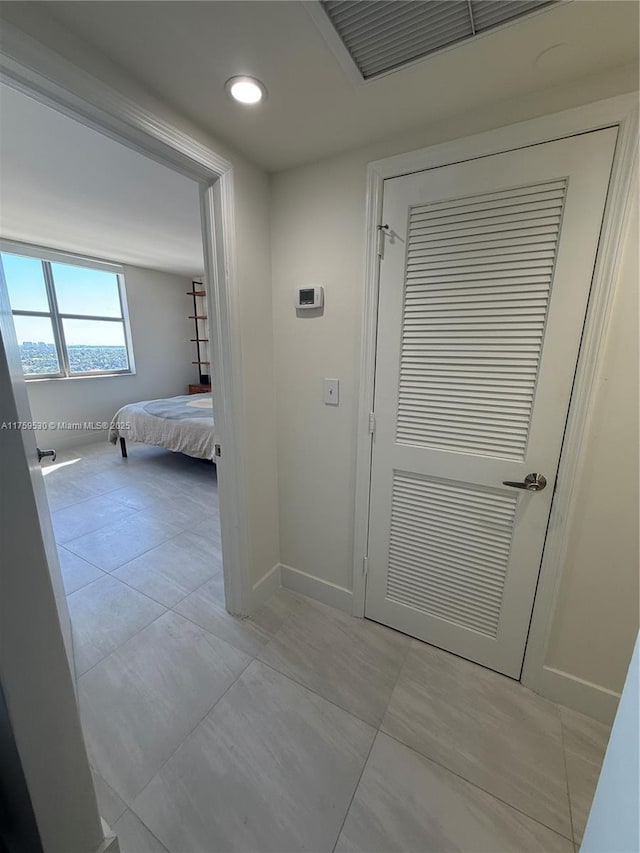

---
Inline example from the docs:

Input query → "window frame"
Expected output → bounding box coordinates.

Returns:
[0,241,135,381]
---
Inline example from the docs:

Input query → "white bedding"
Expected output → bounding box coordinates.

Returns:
[109,393,216,460]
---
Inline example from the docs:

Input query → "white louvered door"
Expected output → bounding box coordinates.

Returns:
[366,128,617,677]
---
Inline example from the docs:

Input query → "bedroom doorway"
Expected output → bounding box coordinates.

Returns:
[0,71,253,628]
[0,63,255,677]
[0,44,258,845]
[0,79,230,648]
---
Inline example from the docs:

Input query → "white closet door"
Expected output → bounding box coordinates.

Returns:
[365,128,617,677]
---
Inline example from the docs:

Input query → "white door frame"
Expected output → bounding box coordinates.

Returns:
[0,21,252,616]
[353,93,638,721]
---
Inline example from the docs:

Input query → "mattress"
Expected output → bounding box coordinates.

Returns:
[109,393,216,460]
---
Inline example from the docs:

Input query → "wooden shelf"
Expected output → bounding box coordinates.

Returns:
[189,285,209,383]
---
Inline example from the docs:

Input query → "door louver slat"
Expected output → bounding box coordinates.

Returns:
[396,178,566,460]
[348,3,470,57]
[471,0,553,31]
[387,473,517,637]
[320,0,556,79]
[359,19,474,77]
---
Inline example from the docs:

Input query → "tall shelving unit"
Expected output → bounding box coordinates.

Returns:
[187,280,211,394]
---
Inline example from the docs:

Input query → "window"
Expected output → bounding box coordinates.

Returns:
[0,247,133,379]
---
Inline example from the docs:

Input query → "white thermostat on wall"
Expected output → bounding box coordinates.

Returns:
[295,286,324,310]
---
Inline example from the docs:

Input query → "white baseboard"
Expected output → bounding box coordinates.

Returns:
[97,819,119,853]
[96,836,119,853]
[534,665,621,726]
[43,429,110,451]
[251,563,282,610]
[280,564,353,614]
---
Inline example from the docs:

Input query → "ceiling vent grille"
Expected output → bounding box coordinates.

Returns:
[320,0,556,80]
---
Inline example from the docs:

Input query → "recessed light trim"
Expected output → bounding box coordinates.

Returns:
[225,76,266,105]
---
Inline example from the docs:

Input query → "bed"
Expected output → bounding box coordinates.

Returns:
[109,393,216,461]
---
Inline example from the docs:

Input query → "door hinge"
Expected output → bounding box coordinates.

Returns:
[214,443,221,459]
[376,223,389,258]
[368,412,376,435]
[363,555,369,576]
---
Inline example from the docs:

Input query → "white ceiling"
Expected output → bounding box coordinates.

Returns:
[30,0,640,172]
[0,84,204,275]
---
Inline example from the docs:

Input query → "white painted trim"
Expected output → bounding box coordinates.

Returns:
[353,93,639,715]
[0,19,253,617]
[367,93,637,179]
[280,564,354,614]
[0,238,124,273]
[251,563,282,610]
[521,115,639,700]
[351,167,383,618]
[536,666,621,726]
[97,819,119,853]
[201,180,251,616]
[96,834,119,853]
[303,2,364,86]
[0,22,230,179]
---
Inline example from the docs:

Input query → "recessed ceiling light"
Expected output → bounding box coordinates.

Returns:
[225,76,266,105]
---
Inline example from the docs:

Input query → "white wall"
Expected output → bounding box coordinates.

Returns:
[581,635,640,853]
[270,73,639,697]
[233,163,281,586]
[24,262,195,449]
[546,196,639,695]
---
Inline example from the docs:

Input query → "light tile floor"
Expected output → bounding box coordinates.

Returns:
[44,441,611,853]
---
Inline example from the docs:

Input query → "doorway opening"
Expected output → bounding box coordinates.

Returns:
[0,77,256,826]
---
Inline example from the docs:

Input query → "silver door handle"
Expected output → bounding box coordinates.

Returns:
[502,473,547,491]
[37,447,57,463]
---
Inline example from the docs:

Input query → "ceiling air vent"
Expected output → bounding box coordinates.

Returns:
[319,0,556,80]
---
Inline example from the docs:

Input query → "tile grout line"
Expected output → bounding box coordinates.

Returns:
[77,597,246,726]
[558,709,579,847]
[116,809,169,853]
[253,602,411,731]
[108,526,222,588]
[255,655,390,732]
[60,446,576,849]
[127,651,378,853]
[79,567,255,830]
[127,652,257,831]
[75,607,169,682]
[52,490,145,533]
[328,630,412,852]
[330,725,377,853]
[69,542,223,681]
[76,573,572,849]
[381,725,575,844]
[376,635,412,725]
[68,568,170,613]
[64,519,209,579]
[170,591,298,663]
[167,569,222,612]
[74,568,225,682]
[378,646,575,843]
[54,457,221,568]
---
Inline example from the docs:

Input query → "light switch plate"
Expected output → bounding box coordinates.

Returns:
[323,378,339,406]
